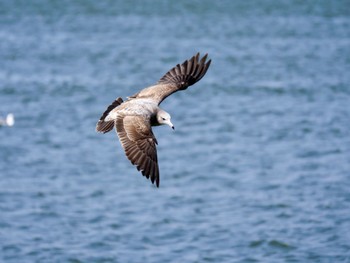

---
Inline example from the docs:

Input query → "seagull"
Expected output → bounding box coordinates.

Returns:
[0,113,15,127]
[96,53,211,187]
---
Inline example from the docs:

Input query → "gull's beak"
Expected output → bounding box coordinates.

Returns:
[167,120,175,130]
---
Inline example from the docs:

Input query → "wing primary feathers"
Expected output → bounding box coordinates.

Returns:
[129,53,211,105]
[116,115,160,187]
[158,52,211,90]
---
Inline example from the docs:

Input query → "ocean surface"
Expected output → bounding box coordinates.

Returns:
[1,1,350,262]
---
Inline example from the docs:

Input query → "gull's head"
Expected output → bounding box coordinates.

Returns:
[157,110,174,130]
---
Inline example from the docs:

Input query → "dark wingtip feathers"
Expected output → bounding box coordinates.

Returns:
[158,52,211,89]
[137,160,160,188]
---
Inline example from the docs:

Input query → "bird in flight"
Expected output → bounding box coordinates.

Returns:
[96,53,211,187]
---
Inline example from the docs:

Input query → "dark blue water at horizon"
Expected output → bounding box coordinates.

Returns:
[1,1,350,262]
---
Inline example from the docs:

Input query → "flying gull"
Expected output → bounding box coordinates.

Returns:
[96,53,211,187]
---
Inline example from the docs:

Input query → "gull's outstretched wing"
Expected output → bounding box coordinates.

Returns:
[115,114,160,187]
[129,53,211,105]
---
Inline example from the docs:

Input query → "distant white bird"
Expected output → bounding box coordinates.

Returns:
[0,113,15,127]
[96,53,211,187]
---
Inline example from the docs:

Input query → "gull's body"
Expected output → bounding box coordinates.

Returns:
[96,53,211,187]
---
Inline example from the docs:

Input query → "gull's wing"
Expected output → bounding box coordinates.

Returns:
[116,114,160,187]
[129,53,211,105]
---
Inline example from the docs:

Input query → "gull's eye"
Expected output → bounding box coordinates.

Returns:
[162,117,166,120]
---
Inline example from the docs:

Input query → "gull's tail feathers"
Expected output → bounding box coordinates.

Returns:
[96,97,123,133]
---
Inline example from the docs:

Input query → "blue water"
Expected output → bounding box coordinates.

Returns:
[1,1,350,262]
